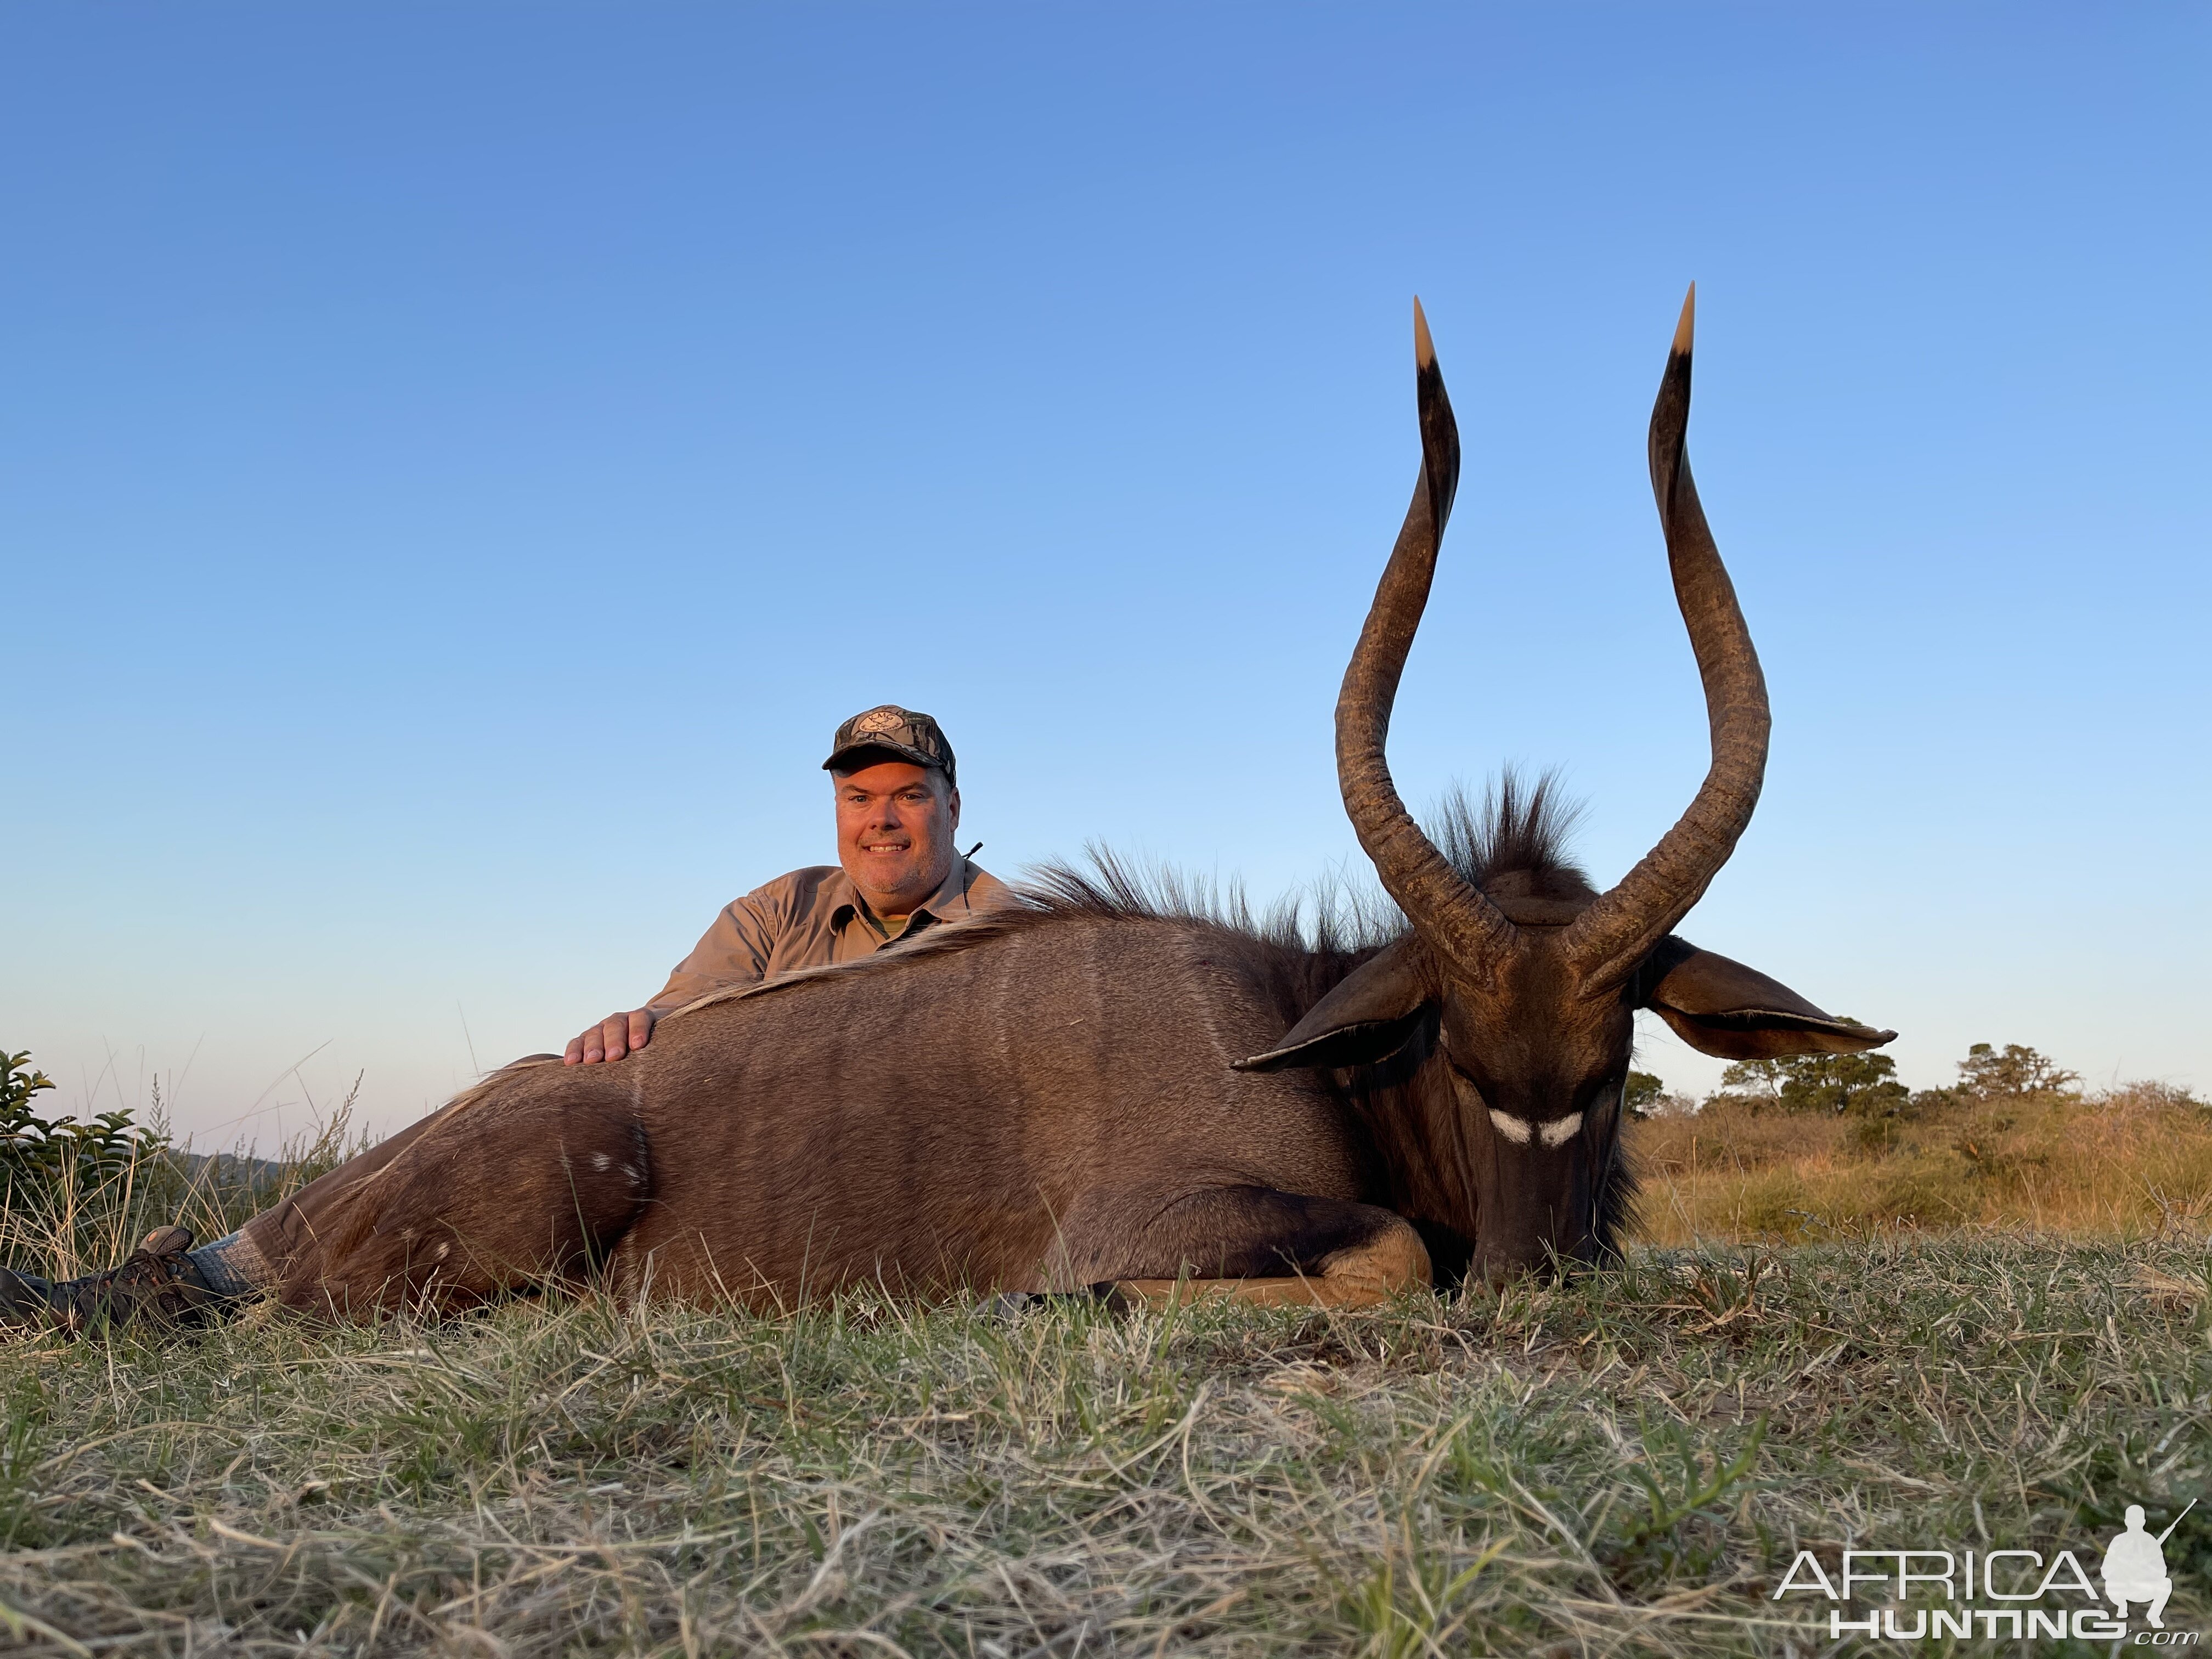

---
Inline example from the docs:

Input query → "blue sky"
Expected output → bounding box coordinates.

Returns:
[5,6,2207,1146]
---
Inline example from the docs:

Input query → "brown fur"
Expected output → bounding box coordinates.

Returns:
[263,909,1414,1312]
[266,1077,650,1314]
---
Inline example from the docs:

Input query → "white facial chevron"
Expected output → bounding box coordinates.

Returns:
[1488,1109,1584,1148]
[1539,1111,1583,1148]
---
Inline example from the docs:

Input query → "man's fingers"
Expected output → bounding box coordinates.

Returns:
[566,1010,644,1065]
[608,1013,643,1059]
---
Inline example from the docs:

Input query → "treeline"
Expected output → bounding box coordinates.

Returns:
[1632,1039,2199,1130]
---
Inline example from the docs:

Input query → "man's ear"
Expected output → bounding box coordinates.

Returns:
[1640,936,1897,1060]
[1235,938,1436,1072]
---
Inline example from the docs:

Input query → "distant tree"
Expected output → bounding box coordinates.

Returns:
[1954,1042,2080,1101]
[1712,1057,1786,1109]
[1712,1032,1910,1119]
[1625,1070,1668,1119]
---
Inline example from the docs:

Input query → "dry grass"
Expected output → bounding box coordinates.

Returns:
[2,1095,2209,1654]
[0,1235,2206,1654]
[1629,1082,2212,1246]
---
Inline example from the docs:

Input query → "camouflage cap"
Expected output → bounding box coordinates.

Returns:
[822,705,957,786]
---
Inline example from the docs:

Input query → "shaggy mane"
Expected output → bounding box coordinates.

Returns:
[1023,766,1591,934]
[1018,851,1399,956]
[1436,768,1592,891]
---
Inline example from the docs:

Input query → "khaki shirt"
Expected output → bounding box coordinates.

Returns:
[647,857,1012,1016]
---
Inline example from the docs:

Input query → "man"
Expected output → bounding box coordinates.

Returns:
[3,706,1009,1335]
[567,704,1003,1064]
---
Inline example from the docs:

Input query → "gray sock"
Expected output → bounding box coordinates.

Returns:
[187,1232,269,1297]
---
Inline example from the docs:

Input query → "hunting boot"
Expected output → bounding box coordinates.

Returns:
[0,1227,234,1339]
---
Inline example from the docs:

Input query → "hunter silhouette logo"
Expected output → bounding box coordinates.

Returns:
[2106,1500,2193,1630]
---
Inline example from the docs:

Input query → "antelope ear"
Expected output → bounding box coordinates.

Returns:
[1641,936,1897,1059]
[1235,938,1436,1072]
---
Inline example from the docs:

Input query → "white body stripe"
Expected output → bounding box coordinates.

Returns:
[1487,1109,1533,1144]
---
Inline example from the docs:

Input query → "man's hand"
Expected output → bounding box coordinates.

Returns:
[565,1008,656,1065]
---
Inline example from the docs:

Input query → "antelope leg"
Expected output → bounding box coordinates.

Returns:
[250,1062,653,1319]
[1100,1188,1431,1311]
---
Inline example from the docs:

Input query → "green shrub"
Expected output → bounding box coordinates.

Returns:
[1,1054,371,1283]
[0,1051,53,1119]
[0,1049,170,1209]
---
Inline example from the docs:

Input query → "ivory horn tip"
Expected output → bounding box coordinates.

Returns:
[1672,283,1696,356]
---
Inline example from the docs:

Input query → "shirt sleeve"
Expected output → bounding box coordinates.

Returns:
[645,884,788,1016]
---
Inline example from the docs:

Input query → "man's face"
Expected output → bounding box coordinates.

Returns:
[834,760,961,917]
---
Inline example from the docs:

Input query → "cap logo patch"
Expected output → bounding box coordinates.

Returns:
[853,708,906,736]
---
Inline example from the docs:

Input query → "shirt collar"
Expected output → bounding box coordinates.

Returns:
[830,856,982,939]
